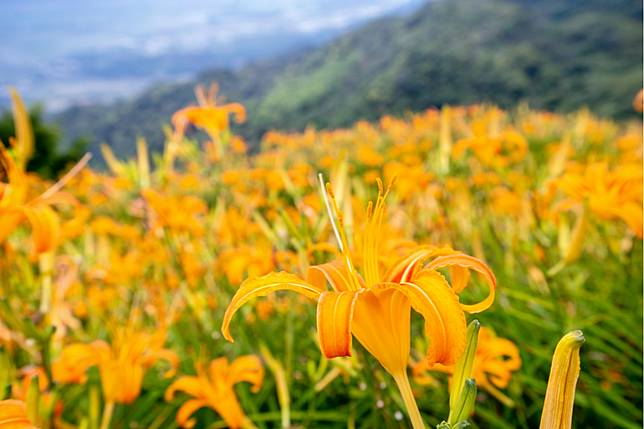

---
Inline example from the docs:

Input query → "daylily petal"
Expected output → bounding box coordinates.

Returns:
[0,208,23,244]
[228,355,264,393]
[613,201,643,238]
[400,270,467,366]
[21,205,60,256]
[351,285,411,375]
[0,399,37,429]
[384,245,455,283]
[211,393,247,429]
[316,291,361,358]
[449,265,471,294]
[150,349,179,378]
[207,357,229,383]
[52,343,100,384]
[223,102,247,123]
[175,398,207,429]
[100,359,144,404]
[385,247,496,313]
[307,259,355,292]
[422,253,496,313]
[9,89,33,168]
[165,376,203,401]
[222,271,323,342]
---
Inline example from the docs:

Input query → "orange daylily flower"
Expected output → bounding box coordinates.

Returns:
[142,189,208,236]
[216,244,274,285]
[165,356,263,429]
[0,91,74,257]
[557,162,643,238]
[0,400,38,429]
[0,148,60,257]
[222,178,496,429]
[53,328,178,404]
[172,84,246,140]
[453,127,527,168]
[52,342,101,384]
[0,90,91,261]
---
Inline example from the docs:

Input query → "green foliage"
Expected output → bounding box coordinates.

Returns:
[0,105,88,179]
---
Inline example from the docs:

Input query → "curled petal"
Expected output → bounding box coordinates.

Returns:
[224,103,247,123]
[400,271,467,366]
[175,398,208,429]
[165,376,203,401]
[449,266,470,294]
[489,338,522,372]
[384,245,455,283]
[423,253,496,313]
[228,355,264,393]
[316,291,361,358]
[307,259,354,292]
[221,272,322,342]
[153,349,180,378]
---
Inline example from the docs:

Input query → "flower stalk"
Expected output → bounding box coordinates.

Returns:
[393,371,425,429]
[99,401,114,429]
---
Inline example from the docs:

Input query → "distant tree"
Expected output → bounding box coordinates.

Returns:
[0,105,88,179]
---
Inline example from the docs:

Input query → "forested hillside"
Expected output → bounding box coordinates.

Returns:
[55,0,642,158]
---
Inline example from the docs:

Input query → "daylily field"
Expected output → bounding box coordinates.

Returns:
[0,86,642,429]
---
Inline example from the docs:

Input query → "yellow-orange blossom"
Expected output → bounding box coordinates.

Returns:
[222,176,496,428]
[165,356,264,429]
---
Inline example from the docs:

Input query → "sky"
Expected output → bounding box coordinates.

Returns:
[0,0,421,110]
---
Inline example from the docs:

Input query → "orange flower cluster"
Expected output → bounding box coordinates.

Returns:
[0,86,639,428]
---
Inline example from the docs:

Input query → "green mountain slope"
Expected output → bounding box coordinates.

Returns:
[54,0,643,159]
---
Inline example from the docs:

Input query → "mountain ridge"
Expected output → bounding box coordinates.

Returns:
[54,0,643,160]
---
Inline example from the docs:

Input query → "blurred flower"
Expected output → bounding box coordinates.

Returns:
[172,83,246,162]
[414,327,521,406]
[0,399,38,429]
[0,91,75,258]
[633,88,643,113]
[53,328,177,404]
[557,162,643,238]
[165,356,263,429]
